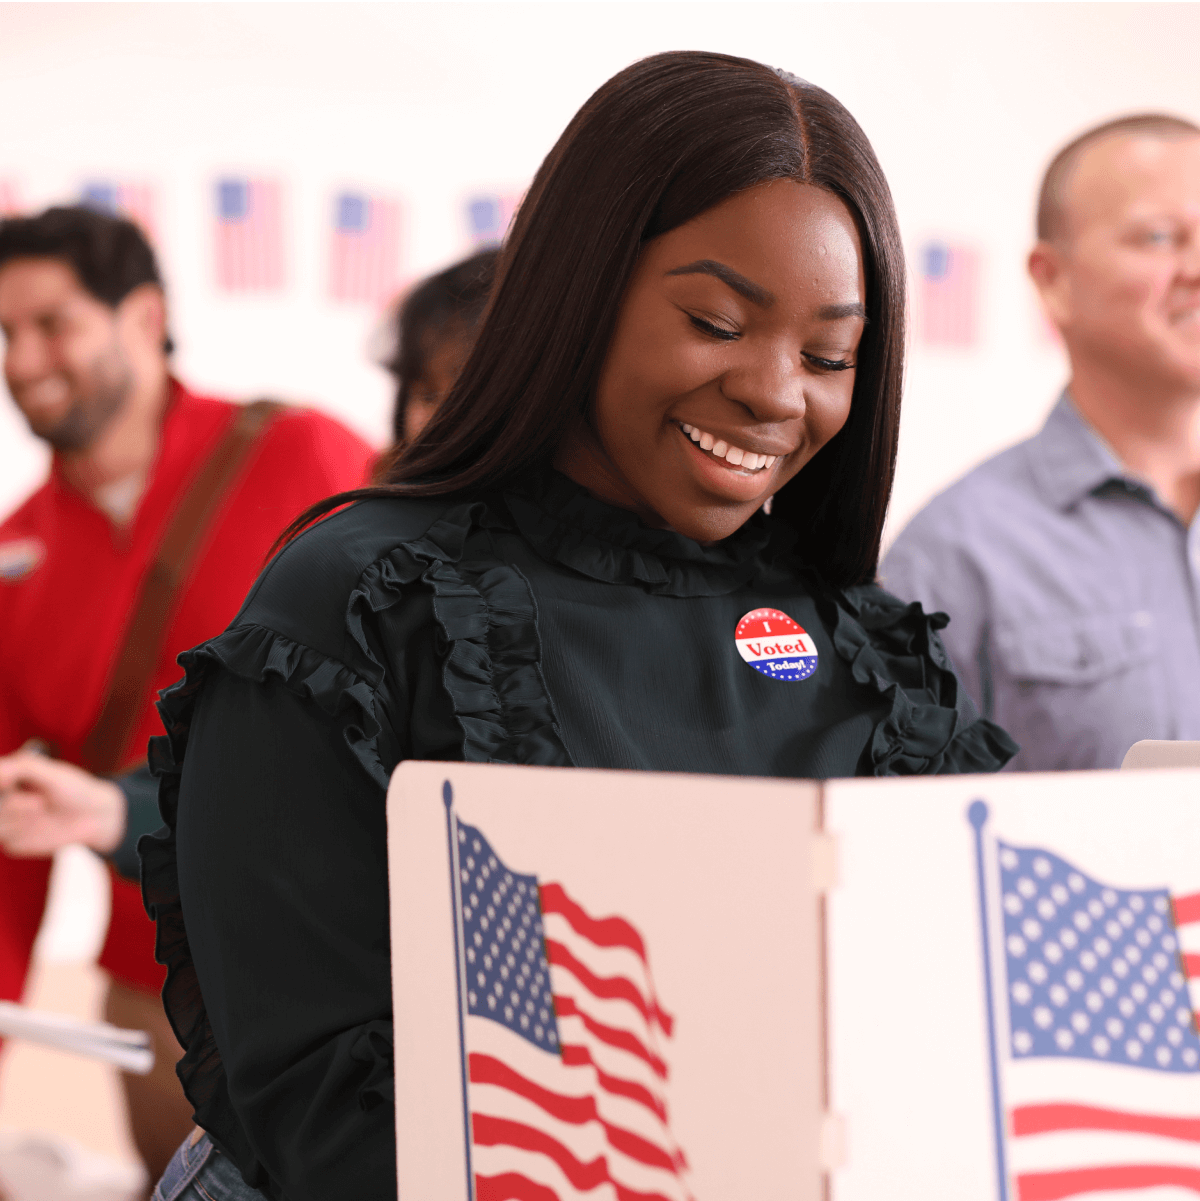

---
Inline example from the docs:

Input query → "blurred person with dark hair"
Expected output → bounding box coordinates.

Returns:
[883,114,1200,771]
[383,247,499,450]
[141,52,1014,1201]
[0,205,375,1187]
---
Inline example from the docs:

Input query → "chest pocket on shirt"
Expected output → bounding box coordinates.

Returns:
[994,611,1155,686]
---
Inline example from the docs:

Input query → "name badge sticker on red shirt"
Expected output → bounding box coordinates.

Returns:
[735,607,819,682]
[0,537,46,583]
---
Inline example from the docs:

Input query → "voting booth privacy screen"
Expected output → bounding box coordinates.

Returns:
[389,762,824,1200]
[388,762,1200,1200]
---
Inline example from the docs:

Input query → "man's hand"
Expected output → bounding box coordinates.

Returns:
[0,752,126,856]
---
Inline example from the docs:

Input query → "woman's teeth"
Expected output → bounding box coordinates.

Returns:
[680,424,777,472]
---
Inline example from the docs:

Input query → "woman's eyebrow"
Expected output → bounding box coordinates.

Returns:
[817,301,868,322]
[665,261,867,322]
[665,259,774,307]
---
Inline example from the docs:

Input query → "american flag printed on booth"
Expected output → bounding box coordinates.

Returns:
[996,839,1200,1199]
[452,817,692,1201]
[918,241,980,348]
[80,180,157,239]
[327,192,402,305]
[213,178,285,292]
[465,193,520,248]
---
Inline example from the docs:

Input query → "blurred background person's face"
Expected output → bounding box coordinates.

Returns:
[1033,133,1200,397]
[0,258,146,452]
[403,319,475,444]
[387,247,499,450]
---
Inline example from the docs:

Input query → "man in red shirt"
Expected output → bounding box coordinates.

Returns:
[0,206,375,1184]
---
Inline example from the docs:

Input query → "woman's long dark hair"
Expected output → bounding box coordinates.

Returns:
[289,50,905,586]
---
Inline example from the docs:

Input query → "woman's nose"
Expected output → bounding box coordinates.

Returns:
[719,346,807,423]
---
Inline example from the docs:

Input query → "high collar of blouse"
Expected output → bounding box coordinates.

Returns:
[500,468,783,598]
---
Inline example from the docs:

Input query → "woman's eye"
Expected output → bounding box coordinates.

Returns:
[804,352,855,373]
[687,314,739,341]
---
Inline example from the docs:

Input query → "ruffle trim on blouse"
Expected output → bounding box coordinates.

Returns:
[142,625,392,1185]
[503,470,776,597]
[347,503,570,766]
[826,583,1019,776]
[140,499,571,1184]
[141,641,311,1186]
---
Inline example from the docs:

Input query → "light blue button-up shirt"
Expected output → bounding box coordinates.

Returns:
[881,395,1200,771]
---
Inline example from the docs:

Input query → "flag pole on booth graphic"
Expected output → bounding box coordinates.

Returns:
[969,799,1011,1201]
[444,779,477,1201]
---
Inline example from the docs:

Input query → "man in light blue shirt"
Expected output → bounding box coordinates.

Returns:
[883,113,1200,771]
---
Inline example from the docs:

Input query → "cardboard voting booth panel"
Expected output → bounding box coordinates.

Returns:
[390,761,1200,1200]
[824,768,1200,1201]
[387,760,824,1200]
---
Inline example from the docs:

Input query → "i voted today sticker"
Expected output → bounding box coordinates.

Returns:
[735,607,819,682]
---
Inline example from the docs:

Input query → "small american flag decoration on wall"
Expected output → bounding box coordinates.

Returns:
[80,180,158,239]
[465,192,520,249]
[918,241,981,348]
[328,191,403,306]
[213,177,285,292]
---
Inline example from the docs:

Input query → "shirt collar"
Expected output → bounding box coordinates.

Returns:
[1027,392,1142,511]
[501,467,778,598]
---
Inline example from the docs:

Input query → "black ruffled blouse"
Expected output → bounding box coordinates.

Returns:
[141,470,1015,1201]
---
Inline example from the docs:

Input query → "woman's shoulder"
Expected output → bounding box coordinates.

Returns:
[161,492,488,729]
[235,492,480,650]
[813,575,951,686]
[839,578,946,636]
[154,493,484,786]
[826,577,1019,775]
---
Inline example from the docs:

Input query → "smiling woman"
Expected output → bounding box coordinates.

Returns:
[139,51,1018,1201]
[563,180,868,540]
[332,48,908,586]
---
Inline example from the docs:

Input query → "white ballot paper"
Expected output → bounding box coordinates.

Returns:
[0,1001,153,1074]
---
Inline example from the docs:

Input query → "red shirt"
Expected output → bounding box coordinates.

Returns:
[0,379,375,996]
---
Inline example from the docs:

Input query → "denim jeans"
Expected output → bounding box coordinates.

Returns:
[153,1129,268,1201]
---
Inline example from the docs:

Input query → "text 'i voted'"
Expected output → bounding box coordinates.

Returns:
[735,608,818,682]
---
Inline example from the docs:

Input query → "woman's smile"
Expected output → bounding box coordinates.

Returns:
[669,418,791,505]
[676,420,783,473]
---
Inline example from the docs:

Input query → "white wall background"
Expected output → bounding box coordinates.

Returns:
[1,2,1198,546]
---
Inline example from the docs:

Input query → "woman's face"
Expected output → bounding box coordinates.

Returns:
[555,178,867,542]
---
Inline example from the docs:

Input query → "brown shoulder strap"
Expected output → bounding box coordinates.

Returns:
[81,400,283,775]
